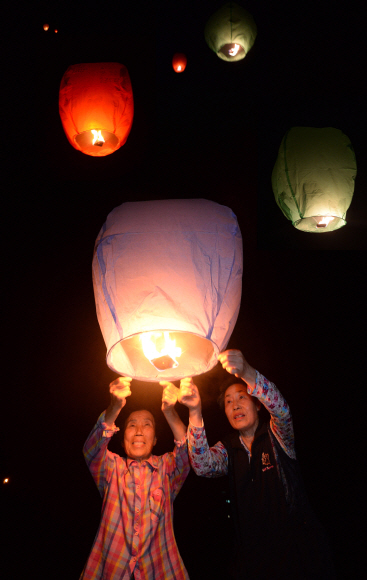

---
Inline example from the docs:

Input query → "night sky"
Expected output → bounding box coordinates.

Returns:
[2,1,366,578]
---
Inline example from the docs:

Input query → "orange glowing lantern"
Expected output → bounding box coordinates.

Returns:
[92,199,242,382]
[59,63,134,157]
[43,24,49,31]
[54,29,58,33]
[172,53,187,73]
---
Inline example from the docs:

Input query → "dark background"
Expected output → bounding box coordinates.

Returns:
[2,1,366,578]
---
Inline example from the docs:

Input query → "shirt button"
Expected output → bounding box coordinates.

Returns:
[132,557,136,562]
[135,531,139,535]
[136,508,140,513]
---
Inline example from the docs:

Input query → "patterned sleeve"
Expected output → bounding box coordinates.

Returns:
[250,371,296,459]
[163,437,191,500]
[82,411,120,496]
[187,423,228,478]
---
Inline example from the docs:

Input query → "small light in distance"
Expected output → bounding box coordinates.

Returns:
[3,477,10,484]
[54,29,58,33]
[43,24,49,31]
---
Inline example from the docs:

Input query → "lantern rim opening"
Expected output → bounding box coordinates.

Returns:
[293,215,346,233]
[107,330,219,382]
[219,43,245,59]
[74,130,119,157]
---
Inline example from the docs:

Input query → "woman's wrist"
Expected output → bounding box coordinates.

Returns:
[189,407,203,427]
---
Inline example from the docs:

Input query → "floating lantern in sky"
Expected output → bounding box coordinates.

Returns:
[172,53,187,73]
[59,63,134,157]
[204,2,257,62]
[92,199,242,382]
[43,24,49,31]
[272,127,357,233]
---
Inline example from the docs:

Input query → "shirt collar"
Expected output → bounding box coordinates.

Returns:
[126,454,158,470]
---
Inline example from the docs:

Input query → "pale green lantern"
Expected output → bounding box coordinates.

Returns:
[204,2,257,62]
[272,127,357,233]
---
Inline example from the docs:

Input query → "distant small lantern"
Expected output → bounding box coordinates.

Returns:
[204,2,257,62]
[43,24,49,31]
[54,29,58,33]
[59,62,134,157]
[272,127,357,233]
[172,53,187,73]
[92,199,242,382]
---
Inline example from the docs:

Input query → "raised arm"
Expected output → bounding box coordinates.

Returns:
[179,377,228,477]
[83,377,132,494]
[160,381,187,441]
[218,349,295,458]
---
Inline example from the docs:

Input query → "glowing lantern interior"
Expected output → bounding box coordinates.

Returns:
[140,331,182,371]
[172,53,187,73]
[43,24,49,31]
[272,127,357,233]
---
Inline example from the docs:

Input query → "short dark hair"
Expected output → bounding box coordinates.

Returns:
[217,375,261,411]
[123,409,156,433]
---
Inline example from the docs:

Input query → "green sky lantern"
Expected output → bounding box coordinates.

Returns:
[204,2,257,62]
[272,127,357,233]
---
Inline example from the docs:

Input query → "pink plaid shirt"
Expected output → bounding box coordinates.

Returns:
[80,412,190,580]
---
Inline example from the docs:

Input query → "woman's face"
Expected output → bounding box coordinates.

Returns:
[224,384,260,434]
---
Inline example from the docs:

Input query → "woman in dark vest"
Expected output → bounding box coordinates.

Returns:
[179,349,335,580]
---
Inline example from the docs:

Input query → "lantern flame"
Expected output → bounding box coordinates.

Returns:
[228,44,240,56]
[316,216,334,228]
[91,129,105,146]
[140,331,182,371]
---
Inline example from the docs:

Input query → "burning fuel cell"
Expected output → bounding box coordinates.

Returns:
[140,332,181,371]
[92,199,242,382]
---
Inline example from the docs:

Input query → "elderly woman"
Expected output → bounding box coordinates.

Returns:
[179,349,335,580]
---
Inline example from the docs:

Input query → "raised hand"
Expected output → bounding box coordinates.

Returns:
[109,376,132,410]
[160,381,180,413]
[105,377,132,427]
[218,349,256,388]
[178,378,202,427]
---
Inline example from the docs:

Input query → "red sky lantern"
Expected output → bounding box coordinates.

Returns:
[172,53,187,73]
[43,24,49,31]
[59,63,134,157]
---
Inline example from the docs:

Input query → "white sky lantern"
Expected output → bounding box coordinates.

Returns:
[92,199,242,382]
[204,2,257,62]
[272,127,357,233]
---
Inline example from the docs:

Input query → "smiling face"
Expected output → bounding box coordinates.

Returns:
[224,384,261,436]
[123,410,157,462]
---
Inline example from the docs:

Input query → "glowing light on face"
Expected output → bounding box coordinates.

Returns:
[140,331,182,371]
[91,129,105,146]
[228,44,240,56]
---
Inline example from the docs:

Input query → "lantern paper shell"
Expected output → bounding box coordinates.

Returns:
[204,2,257,62]
[92,199,243,381]
[272,127,357,233]
[59,63,134,157]
[172,53,187,73]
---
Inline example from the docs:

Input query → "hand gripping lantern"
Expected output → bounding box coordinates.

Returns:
[92,199,243,381]
[59,63,134,157]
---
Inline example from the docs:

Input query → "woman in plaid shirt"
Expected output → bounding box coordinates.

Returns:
[80,377,190,580]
